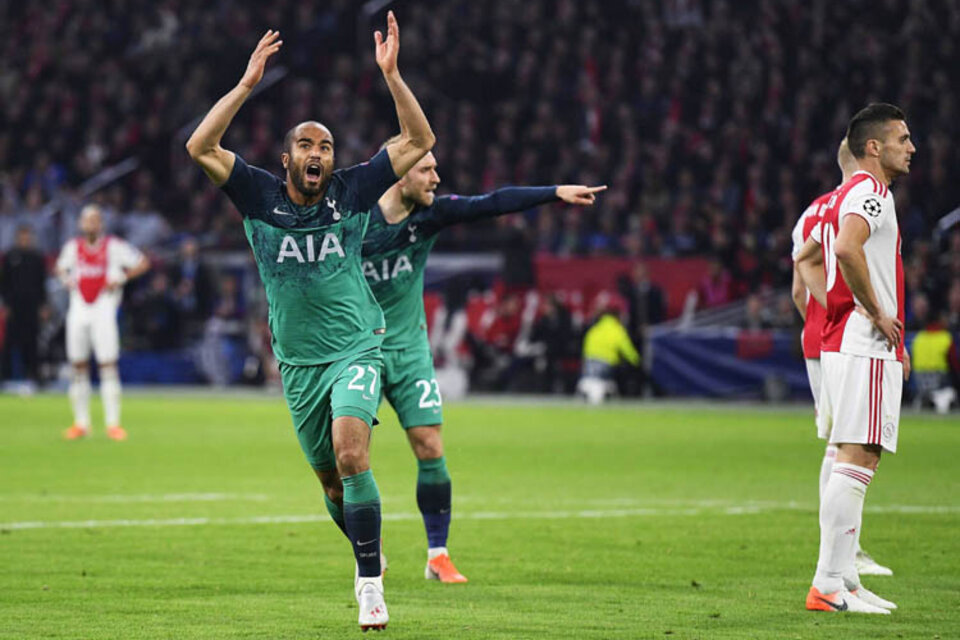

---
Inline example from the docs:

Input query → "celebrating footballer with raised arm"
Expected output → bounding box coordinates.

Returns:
[361,148,605,582]
[798,104,914,615]
[185,12,434,631]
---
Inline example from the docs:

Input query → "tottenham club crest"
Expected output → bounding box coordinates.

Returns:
[325,197,342,221]
[407,223,418,243]
[862,197,882,217]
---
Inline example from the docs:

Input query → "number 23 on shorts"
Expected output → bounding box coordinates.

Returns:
[416,378,442,408]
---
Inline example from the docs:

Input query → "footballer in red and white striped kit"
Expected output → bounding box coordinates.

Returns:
[792,140,893,578]
[56,204,150,441]
[796,104,914,614]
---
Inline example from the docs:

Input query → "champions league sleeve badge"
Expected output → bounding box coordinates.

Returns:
[862,197,882,217]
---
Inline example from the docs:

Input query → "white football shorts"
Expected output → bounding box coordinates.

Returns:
[817,351,902,453]
[804,357,822,421]
[66,300,121,364]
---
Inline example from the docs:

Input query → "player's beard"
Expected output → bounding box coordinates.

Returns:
[289,164,325,198]
[419,191,435,207]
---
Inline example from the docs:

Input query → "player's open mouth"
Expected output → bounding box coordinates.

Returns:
[305,164,323,182]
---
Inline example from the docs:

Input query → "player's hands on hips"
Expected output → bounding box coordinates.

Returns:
[855,305,902,352]
[374,11,400,76]
[105,273,127,292]
[871,313,903,352]
[239,30,282,90]
[556,185,607,206]
[903,350,911,381]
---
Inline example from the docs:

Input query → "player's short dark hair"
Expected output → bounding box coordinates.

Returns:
[282,126,297,154]
[282,121,334,154]
[846,103,906,158]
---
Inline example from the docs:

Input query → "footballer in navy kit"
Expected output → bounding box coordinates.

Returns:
[185,13,434,631]
[362,146,605,582]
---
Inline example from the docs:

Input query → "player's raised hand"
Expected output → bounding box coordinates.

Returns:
[239,30,282,90]
[374,11,400,76]
[556,185,608,206]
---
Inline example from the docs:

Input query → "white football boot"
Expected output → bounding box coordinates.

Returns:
[806,586,891,614]
[356,576,389,631]
[851,585,897,610]
[855,549,893,576]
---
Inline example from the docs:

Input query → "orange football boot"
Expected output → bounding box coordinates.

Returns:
[63,425,90,440]
[426,554,468,583]
[106,426,128,441]
[806,586,889,614]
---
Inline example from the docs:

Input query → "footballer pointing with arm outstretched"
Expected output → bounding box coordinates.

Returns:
[361,148,604,582]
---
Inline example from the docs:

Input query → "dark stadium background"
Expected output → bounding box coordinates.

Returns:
[1,0,958,402]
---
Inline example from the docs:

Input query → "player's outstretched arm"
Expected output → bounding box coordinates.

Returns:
[376,11,436,177]
[835,216,901,351]
[186,30,283,186]
[428,184,607,232]
[794,236,825,310]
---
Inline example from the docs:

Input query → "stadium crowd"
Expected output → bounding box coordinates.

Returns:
[1,0,959,392]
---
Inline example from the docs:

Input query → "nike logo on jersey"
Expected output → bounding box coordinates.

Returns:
[815,596,848,611]
[272,207,294,217]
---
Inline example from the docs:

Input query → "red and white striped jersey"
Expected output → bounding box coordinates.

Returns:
[791,190,833,359]
[818,171,904,362]
[57,236,143,308]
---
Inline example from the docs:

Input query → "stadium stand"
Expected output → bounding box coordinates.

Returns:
[1,0,958,398]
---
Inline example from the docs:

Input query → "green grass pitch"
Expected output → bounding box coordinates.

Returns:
[1,393,957,639]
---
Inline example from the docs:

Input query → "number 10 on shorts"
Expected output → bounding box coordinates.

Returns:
[416,379,442,408]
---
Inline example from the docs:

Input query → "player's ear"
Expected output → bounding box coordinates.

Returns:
[281,152,289,171]
[865,138,881,158]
